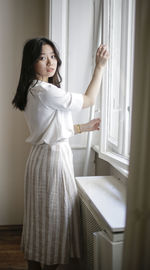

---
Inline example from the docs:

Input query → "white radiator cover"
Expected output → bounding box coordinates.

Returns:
[76,176,126,270]
[93,231,123,270]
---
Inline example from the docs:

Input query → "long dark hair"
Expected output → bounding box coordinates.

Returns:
[12,37,62,111]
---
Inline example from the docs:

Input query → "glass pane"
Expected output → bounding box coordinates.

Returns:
[107,0,123,151]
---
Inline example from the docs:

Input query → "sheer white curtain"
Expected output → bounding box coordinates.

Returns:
[83,0,102,175]
[122,0,150,269]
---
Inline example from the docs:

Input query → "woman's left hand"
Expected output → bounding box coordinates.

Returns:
[82,118,101,132]
[74,118,101,134]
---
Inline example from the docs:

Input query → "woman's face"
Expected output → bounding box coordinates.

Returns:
[34,44,57,82]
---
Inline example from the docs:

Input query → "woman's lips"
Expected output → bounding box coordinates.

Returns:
[47,68,54,72]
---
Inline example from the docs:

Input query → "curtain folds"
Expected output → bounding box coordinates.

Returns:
[122,0,150,269]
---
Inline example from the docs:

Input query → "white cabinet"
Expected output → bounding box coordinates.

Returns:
[75,176,126,270]
[93,231,123,270]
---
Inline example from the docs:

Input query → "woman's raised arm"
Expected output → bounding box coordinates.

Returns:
[83,44,109,108]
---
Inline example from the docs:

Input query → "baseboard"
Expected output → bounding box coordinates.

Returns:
[0,224,23,231]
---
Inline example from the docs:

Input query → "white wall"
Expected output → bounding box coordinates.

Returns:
[0,0,47,225]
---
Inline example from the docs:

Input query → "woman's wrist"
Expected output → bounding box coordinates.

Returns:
[74,124,84,134]
[76,124,81,134]
[94,65,104,75]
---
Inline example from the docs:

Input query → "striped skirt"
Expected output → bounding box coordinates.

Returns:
[21,141,81,265]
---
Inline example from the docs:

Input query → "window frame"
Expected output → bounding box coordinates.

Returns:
[98,0,135,174]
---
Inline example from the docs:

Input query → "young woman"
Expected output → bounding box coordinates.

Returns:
[12,37,109,270]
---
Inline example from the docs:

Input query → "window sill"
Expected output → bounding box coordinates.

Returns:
[92,145,129,178]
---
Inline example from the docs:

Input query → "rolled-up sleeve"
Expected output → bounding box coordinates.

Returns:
[37,82,84,111]
[69,92,84,111]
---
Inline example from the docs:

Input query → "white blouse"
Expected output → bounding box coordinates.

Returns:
[24,80,84,145]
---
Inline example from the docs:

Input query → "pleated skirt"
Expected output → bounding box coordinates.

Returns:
[21,141,81,265]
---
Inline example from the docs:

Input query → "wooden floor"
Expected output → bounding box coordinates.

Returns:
[0,226,86,270]
[0,226,27,270]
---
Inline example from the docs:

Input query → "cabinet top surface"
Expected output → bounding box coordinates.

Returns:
[76,176,126,232]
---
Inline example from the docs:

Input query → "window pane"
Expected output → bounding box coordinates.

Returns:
[107,0,123,153]
[100,0,135,166]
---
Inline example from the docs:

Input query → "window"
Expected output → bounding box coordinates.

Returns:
[49,0,136,176]
[97,0,135,175]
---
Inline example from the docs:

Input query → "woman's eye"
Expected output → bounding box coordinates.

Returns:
[51,55,56,59]
[40,56,46,61]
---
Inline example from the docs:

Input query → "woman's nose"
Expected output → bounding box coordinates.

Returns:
[47,57,51,65]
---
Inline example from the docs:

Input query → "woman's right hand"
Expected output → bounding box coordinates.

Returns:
[95,44,109,69]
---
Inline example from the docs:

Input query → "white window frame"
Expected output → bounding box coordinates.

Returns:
[98,0,135,175]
